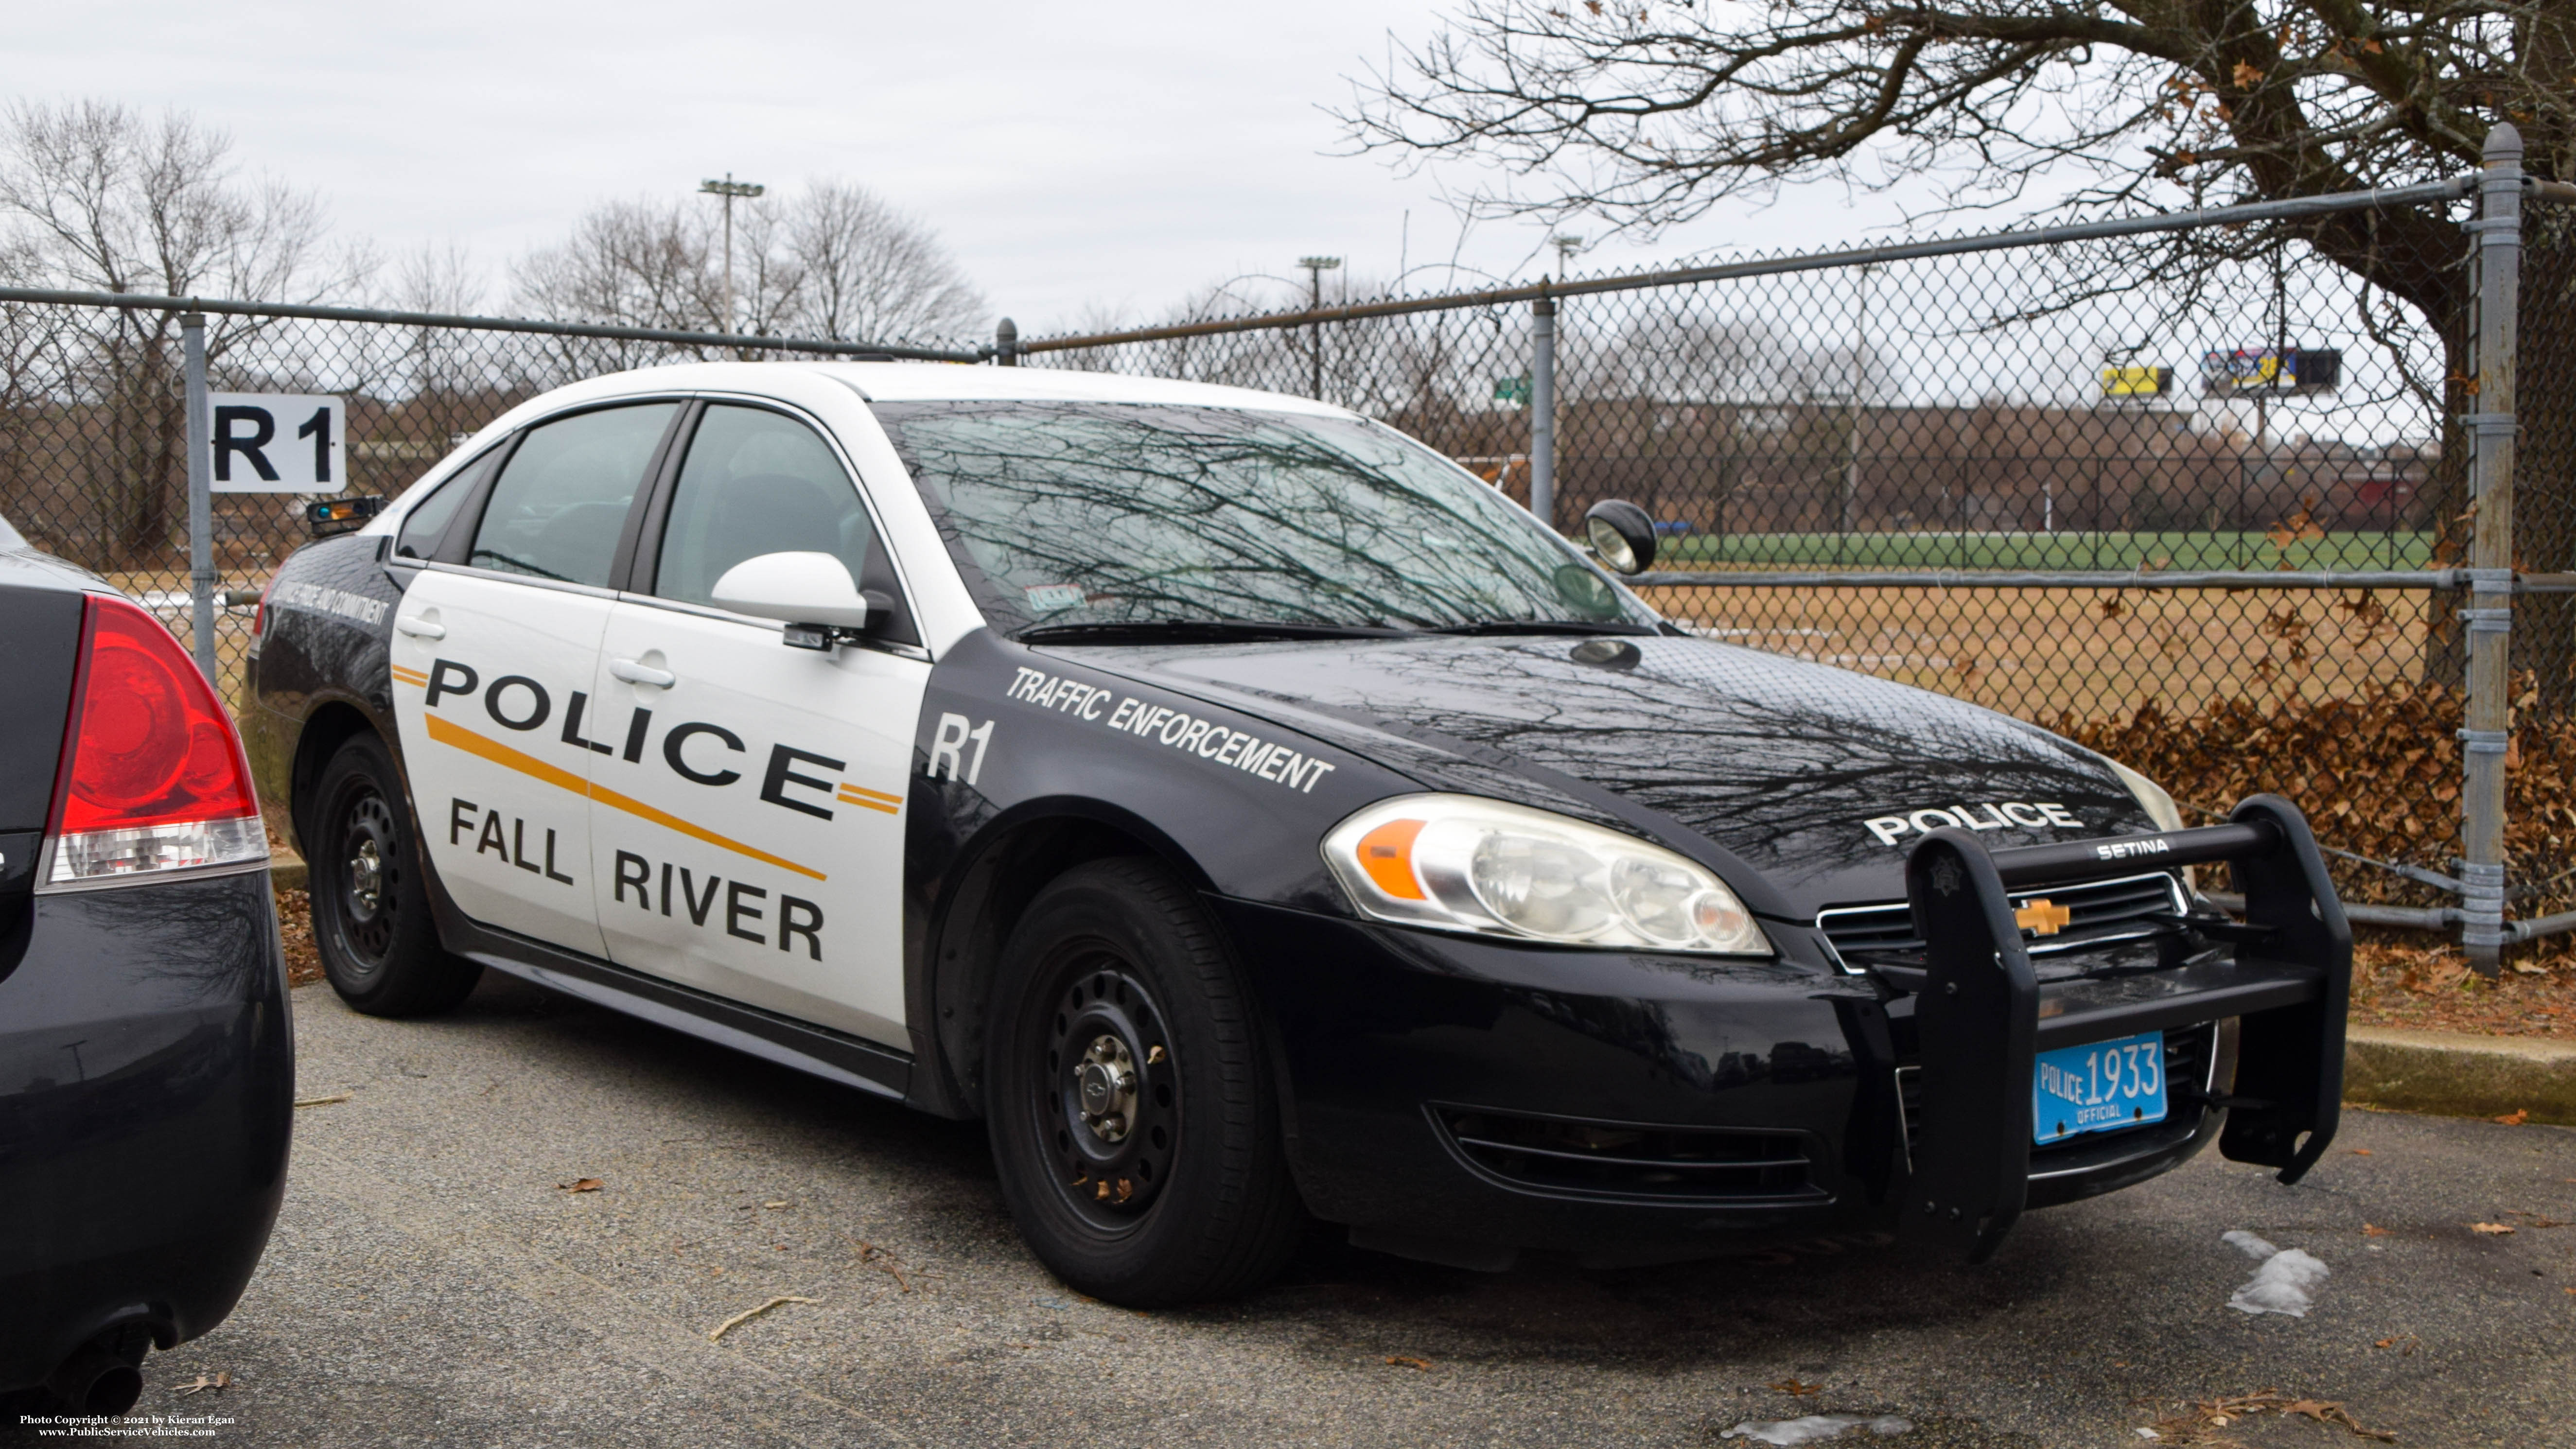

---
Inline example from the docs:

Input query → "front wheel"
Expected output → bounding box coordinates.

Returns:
[985,858,1303,1306]
[309,733,481,1017]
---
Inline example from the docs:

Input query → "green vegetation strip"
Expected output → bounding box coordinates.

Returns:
[1656,530,2435,572]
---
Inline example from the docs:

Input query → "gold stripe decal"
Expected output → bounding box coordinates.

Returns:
[836,783,902,815]
[423,713,827,882]
[391,667,429,686]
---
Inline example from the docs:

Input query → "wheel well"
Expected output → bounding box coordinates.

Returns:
[287,702,376,855]
[927,815,1198,1118]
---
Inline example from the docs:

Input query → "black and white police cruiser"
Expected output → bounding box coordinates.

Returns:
[245,364,2352,1303]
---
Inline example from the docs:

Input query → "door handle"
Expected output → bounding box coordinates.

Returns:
[610,658,676,688]
[395,615,445,640]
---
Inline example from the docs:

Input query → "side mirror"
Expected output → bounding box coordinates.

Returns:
[1583,499,1657,575]
[710,552,894,646]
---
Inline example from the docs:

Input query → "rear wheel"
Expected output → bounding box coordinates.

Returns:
[309,733,480,1017]
[986,858,1303,1306]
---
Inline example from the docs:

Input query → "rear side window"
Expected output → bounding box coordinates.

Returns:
[468,403,678,587]
[393,448,495,560]
[653,404,876,609]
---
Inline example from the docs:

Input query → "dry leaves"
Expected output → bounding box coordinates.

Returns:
[2468,1222,2516,1235]
[1770,1379,1825,1397]
[2494,1109,2530,1126]
[2147,1391,2395,1444]
[174,1371,230,1396]
[706,1295,819,1343]
[292,1092,351,1108]
[557,1178,603,1193]
[1384,1355,1434,1371]
[2361,1223,2391,1237]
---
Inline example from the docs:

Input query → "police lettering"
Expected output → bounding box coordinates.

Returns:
[1861,802,2082,847]
[420,658,862,822]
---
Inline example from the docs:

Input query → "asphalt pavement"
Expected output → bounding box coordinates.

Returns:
[61,973,2576,1447]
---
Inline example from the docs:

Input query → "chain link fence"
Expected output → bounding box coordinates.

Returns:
[0,290,981,698]
[1023,187,2495,726]
[1017,162,2576,960]
[3,164,2568,957]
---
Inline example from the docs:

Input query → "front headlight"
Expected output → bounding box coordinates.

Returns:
[1322,794,1773,955]
[2106,759,2185,833]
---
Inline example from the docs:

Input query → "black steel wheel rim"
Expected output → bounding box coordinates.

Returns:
[333,786,400,969]
[1032,949,1181,1231]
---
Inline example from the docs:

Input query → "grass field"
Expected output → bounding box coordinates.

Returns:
[1656,529,2435,572]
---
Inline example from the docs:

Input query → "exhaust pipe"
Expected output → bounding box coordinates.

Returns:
[46,1341,145,1416]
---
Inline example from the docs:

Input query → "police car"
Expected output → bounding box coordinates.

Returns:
[245,364,2351,1304]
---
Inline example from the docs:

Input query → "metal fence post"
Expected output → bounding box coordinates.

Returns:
[996,316,1018,367]
[1530,293,1557,532]
[2460,122,2523,975]
[182,312,216,681]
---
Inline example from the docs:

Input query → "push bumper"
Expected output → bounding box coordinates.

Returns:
[1899,794,2348,1262]
[1212,795,2345,1271]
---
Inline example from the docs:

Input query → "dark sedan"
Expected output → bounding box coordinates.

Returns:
[0,518,292,1417]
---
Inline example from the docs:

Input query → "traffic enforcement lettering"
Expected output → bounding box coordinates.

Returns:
[270,579,386,627]
[1861,802,2081,847]
[1003,665,1338,795]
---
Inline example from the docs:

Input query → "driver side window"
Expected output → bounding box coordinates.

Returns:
[653,404,878,610]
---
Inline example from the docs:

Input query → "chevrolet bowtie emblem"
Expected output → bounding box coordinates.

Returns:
[2015,898,2072,937]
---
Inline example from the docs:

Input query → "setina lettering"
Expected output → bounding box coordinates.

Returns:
[1002,665,1337,795]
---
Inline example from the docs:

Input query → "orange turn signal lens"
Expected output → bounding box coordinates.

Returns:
[1355,818,1427,900]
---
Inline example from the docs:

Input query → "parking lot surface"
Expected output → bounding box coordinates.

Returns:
[90,975,2576,1447]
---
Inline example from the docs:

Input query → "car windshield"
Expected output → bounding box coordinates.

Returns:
[870,402,1651,635]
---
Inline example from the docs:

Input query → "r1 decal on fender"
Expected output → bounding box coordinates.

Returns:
[927,713,993,785]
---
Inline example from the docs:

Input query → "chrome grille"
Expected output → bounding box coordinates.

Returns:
[1816,871,2187,970]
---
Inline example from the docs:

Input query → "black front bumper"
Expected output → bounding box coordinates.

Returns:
[0,869,294,1391]
[1211,796,2346,1270]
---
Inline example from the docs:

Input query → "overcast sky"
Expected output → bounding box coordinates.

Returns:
[1,0,1957,337]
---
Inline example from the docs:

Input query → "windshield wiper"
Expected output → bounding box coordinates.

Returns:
[1018,619,1413,645]
[1419,620,1657,637]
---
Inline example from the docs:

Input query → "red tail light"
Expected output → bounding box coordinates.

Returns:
[44,594,266,886]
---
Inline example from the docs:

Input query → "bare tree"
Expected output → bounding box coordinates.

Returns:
[511,181,985,346]
[1349,0,2576,697]
[782,181,985,343]
[0,100,365,564]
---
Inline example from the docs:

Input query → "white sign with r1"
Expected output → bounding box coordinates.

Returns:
[209,393,346,493]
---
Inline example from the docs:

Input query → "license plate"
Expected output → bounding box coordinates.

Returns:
[2032,1031,2167,1145]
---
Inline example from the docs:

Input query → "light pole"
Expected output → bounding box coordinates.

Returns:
[1297,255,1340,400]
[700,173,766,333]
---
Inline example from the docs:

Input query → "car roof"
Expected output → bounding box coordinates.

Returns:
[570,361,1358,418]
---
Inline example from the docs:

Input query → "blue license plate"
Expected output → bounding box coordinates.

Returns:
[2032,1031,2168,1145]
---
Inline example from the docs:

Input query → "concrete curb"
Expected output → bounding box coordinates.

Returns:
[271,847,306,894]
[2347,1026,2576,1125]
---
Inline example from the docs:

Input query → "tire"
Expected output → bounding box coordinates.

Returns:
[308,732,481,1017]
[985,858,1304,1306]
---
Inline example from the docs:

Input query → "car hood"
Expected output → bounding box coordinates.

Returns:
[1041,632,2150,918]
